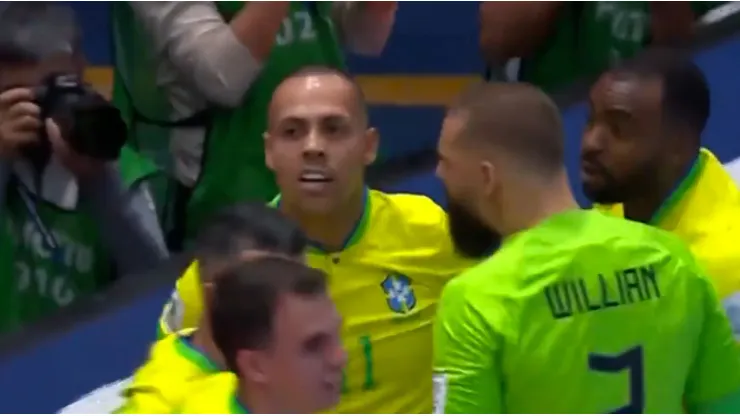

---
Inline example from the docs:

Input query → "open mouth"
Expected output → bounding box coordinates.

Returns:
[581,159,603,176]
[299,172,333,183]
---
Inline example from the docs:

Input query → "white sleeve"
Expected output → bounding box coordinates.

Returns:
[57,377,132,414]
[130,1,262,108]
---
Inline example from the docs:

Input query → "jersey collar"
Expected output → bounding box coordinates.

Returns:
[647,149,706,226]
[269,187,371,253]
[229,395,250,414]
[174,333,220,373]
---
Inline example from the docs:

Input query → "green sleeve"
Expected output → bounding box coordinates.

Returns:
[433,278,502,413]
[685,271,740,413]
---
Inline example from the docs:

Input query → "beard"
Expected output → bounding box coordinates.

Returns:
[581,177,627,205]
[581,164,645,206]
[445,192,502,259]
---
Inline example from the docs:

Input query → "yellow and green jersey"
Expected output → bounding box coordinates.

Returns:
[597,148,740,336]
[433,210,740,413]
[116,329,221,413]
[158,189,477,413]
[174,373,247,414]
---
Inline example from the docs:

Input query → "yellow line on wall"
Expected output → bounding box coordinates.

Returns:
[355,75,481,106]
[85,67,481,107]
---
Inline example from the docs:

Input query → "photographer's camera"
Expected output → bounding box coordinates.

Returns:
[33,73,127,161]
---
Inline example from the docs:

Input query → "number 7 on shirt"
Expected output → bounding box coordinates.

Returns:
[588,346,645,414]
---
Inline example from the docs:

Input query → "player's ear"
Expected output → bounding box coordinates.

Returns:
[362,127,379,166]
[237,348,269,385]
[264,132,275,170]
[480,159,497,197]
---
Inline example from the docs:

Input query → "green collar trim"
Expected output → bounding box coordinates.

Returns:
[173,334,220,373]
[229,395,250,414]
[269,188,371,253]
[649,152,706,226]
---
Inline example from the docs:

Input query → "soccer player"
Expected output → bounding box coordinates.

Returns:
[113,203,307,414]
[177,256,345,414]
[432,82,740,413]
[162,66,480,413]
[581,48,740,336]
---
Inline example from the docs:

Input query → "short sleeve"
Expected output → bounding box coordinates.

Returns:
[685,273,740,412]
[433,278,502,414]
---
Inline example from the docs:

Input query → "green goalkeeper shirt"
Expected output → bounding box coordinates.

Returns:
[433,210,740,413]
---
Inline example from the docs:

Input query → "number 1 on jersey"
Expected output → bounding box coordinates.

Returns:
[341,335,376,394]
[588,346,645,413]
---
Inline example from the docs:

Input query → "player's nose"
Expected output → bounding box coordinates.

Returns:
[328,342,348,369]
[303,128,327,156]
[582,125,608,154]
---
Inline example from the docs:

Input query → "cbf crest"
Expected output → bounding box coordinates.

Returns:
[381,274,417,314]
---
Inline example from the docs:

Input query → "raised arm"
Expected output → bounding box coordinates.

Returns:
[649,2,696,45]
[479,2,563,73]
[130,1,291,108]
[332,2,397,56]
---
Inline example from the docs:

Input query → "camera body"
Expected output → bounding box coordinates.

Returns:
[33,73,127,161]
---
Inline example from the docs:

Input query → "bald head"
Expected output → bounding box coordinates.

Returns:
[269,66,368,128]
[447,82,564,175]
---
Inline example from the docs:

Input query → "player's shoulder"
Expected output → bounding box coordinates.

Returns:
[442,251,517,298]
[584,209,690,250]
[369,189,447,227]
[124,330,205,411]
[364,189,475,276]
[137,329,197,374]
[688,212,740,297]
[437,255,513,333]
[176,372,237,414]
[516,210,697,282]
[367,189,451,246]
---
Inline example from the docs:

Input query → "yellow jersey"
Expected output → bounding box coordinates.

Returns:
[158,189,476,413]
[116,329,221,413]
[596,148,740,336]
[174,373,245,414]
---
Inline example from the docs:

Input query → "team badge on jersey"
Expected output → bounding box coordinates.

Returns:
[381,274,417,314]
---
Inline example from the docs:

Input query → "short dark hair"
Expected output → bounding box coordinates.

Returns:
[0,2,80,65]
[448,82,564,175]
[195,203,307,279]
[209,256,328,373]
[280,65,368,126]
[612,47,710,136]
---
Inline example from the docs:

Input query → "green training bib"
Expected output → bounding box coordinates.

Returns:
[0,147,157,331]
[4,184,110,329]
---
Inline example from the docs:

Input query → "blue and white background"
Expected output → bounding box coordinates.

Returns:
[1,3,740,413]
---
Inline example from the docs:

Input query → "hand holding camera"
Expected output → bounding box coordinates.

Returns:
[45,118,106,180]
[0,73,127,178]
[0,88,42,159]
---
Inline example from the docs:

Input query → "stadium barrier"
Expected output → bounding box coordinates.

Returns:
[0,7,740,414]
